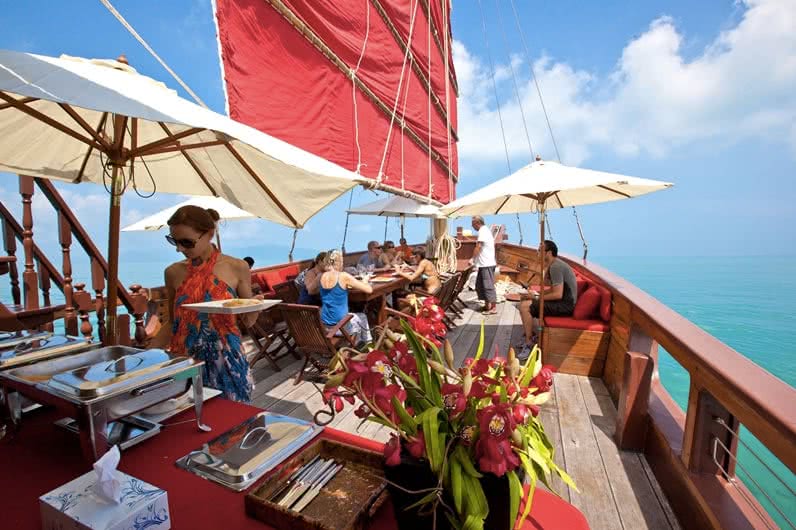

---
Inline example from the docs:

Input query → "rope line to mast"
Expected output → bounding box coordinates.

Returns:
[99,0,208,108]
[351,0,371,174]
[508,0,588,259]
[476,0,523,244]
[427,4,433,198]
[376,0,420,185]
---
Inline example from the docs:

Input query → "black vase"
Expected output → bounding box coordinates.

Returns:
[384,451,514,530]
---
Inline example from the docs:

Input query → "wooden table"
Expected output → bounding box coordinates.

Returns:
[349,275,409,325]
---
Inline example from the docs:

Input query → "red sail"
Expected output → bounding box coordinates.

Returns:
[213,0,458,203]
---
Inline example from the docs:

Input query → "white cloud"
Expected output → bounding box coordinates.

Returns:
[454,0,796,165]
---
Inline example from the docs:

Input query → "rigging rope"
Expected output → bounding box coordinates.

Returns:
[376,0,420,185]
[442,0,454,203]
[288,228,298,262]
[477,0,524,245]
[426,4,433,198]
[508,0,588,260]
[434,232,460,274]
[99,0,208,108]
[340,188,356,253]
[351,0,371,174]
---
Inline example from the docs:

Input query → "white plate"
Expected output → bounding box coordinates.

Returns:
[182,299,281,315]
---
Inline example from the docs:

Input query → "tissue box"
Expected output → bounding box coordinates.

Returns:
[39,471,170,530]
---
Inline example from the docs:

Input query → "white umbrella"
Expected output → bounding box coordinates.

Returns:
[122,196,257,251]
[442,159,672,344]
[122,196,255,231]
[348,195,443,218]
[0,49,362,343]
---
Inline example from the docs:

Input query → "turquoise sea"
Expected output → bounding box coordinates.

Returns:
[2,252,794,526]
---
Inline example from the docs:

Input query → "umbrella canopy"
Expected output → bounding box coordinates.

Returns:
[441,159,672,217]
[122,196,255,232]
[0,49,362,344]
[440,159,672,349]
[348,195,443,218]
[0,50,361,227]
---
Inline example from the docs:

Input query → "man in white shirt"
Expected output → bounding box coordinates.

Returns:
[469,216,497,314]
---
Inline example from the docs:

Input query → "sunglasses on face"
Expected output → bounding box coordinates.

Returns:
[166,232,205,249]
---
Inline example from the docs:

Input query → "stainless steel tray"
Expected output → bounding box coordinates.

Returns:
[54,415,162,450]
[0,334,93,370]
[2,345,143,385]
[176,412,323,492]
[46,348,196,399]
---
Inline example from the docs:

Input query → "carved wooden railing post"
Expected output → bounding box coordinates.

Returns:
[91,259,106,343]
[59,211,78,336]
[2,220,21,306]
[73,283,94,341]
[37,263,53,332]
[129,285,148,347]
[682,382,741,478]
[615,324,657,451]
[19,175,39,311]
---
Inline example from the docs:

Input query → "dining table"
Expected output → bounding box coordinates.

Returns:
[348,273,409,325]
[0,397,590,529]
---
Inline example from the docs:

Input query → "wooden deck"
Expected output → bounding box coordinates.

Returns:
[243,291,681,530]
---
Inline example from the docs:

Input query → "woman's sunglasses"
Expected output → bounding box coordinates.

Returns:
[165,232,205,249]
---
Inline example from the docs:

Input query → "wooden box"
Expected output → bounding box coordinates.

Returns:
[245,439,388,530]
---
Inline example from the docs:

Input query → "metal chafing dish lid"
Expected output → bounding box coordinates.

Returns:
[46,349,196,398]
[176,412,323,491]
[0,333,92,369]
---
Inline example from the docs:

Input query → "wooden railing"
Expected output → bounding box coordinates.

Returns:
[0,175,147,345]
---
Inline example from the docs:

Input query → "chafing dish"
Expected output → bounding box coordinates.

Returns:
[176,411,323,491]
[0,332,94,370]
[0,346,210,461]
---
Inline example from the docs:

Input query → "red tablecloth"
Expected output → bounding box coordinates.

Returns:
[0,399,588,529]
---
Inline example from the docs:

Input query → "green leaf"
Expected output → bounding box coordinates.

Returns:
[402,320,443,408]
[391,396,418,435]
[365,416,393,428]
[554,464,579,492]
[422,407,443,472]
[507,470,522,530]
[462,514,484,530]
[454,446,483,478]
[450,454,463,513]
[520,345,539,386]
[473,319,485,360]
[461,473,489,518]
[517,466,537,528]
[403,490,439,512]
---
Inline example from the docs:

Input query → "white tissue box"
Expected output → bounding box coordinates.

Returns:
[39,471,170,530]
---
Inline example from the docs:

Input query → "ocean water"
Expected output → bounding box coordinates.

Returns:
[2,252,794,525]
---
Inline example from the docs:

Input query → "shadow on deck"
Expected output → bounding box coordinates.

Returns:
[244,290,681,530]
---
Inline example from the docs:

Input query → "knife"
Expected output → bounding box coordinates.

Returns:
[290,463,344,513]
[278,458,334,508]
[268,455,321,502]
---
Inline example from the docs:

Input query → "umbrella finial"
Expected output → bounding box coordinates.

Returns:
[535,154,542,161]
[116,54,129,65]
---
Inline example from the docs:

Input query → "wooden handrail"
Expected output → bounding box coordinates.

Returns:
[34,178,134,311]
[561,254,796,475]
[0,196,65,292]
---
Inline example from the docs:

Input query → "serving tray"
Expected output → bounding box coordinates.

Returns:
[182,298,281,315]
[175,411,323,491]
[245,439,387,530]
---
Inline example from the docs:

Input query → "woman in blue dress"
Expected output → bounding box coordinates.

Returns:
[318,249,373,345]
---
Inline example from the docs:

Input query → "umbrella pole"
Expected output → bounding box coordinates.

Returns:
[537,202,546,351]
[105,165,123,346]
[215,230,222,252]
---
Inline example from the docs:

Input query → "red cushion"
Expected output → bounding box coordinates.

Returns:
[278,264,300,282]
[576,278,588,297]
[595,285,612,322]
[544,316,609,332]
[573,286,601,320]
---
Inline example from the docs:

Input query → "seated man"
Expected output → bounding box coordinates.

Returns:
[396,238,413,262]
[517,240,577,357]
[358,240,383,269]
[379,240,401,268]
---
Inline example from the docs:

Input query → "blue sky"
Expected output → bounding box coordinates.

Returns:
[0,0,794,278]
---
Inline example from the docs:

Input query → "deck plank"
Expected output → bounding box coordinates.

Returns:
[556,373,623,530]
[577,377,676,530]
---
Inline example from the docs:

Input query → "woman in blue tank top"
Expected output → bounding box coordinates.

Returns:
[319,249,374,345]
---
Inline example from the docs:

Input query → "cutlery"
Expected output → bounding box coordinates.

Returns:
[268,455,320,502]
[278,458,334,508]
[290,463,344,512]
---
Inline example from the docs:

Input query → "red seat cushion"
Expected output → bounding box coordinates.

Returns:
[576,278,589,298]
[278,264,300,282]
[573,286,601,320]
[544,316,609,332]
[595,285,612,322]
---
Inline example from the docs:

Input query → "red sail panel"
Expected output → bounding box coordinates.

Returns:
[214,0,457,203]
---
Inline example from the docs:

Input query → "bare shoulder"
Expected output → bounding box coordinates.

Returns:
[164,261,186,284]
[218,254,248,273]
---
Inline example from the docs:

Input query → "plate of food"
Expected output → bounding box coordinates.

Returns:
[370,277,394,283]
[183,298,282,315]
